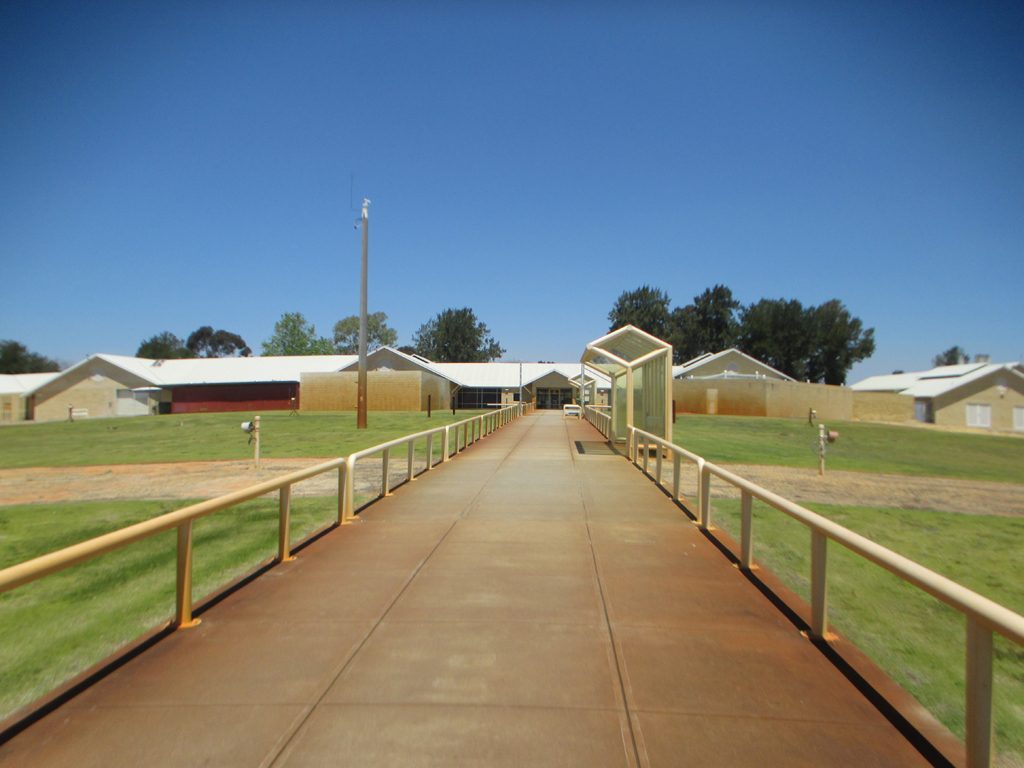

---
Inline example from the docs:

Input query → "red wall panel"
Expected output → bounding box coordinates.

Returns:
[170,383,299,414]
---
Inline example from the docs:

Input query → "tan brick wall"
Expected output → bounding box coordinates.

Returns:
[765,380,852,420]
[420,374,451,411]
[673,378,855,421]
[932,373,1024,431]
[300,371,436,411]
[1,394,26,422]
[852,391,914,422]
[32,359,154,422]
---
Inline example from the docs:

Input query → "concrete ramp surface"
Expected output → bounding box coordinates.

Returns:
[0,412,941,767]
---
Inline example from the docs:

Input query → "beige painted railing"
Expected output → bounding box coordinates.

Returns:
[0,404,527,631]
[623,424,1024,768]
[583,404,611,438]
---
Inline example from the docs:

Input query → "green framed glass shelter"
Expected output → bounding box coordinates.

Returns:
[581,325,674,444]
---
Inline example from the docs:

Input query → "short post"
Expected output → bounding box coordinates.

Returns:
[643,441,650,474]
[698,462,711,529]
[381,447,391,496]
[451,397,456,416]
[67,404,74,422]
[426,433,434,470]
[672,453,681,501]
[254,415,261,470]
[672,399,677,424]
[740,491,753,569]
[175,521,200,628]
[427,394,432,417]
[442,426,450,462]
[407,439,416,481]
[810,530,828,638]
[278,484,295,562]
[655,447,663,487]
[966,617,994,768]
[339,461,356,524]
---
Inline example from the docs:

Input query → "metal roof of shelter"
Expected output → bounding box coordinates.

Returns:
[581,325,672,374]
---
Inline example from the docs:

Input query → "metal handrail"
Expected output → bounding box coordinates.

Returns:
[625,424,1023,768]
[0,404,527,630]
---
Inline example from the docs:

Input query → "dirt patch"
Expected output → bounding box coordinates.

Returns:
[0,458,414,507]
[1,457,1021,518]
[663,463,1024,517]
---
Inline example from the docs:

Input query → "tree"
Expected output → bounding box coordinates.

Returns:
[933,346,969,367]
[670,284,740,363]
[186,326,252,357]
[136,332,190,359]
[261,312,334,356]
[412,307,504,362]
[607,285,673,340]
[332,312,398,354]
[0,340,60,373]
[804,300,875,385]
[737,299,811,380]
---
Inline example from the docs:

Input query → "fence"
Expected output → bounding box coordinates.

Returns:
[619,422,1023,768]
[0,404,527,631]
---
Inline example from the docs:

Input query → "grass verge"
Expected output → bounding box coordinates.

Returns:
[0,410,486,469]
[673,414,1024,484]
[0,495,362,721]
[707,498,1024,764]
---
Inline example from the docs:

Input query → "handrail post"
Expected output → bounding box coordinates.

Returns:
[382,447,391,496]
[740,490,753,569]
[966,617,994,768]
[672,453,681,501]
[655,446,663,488]
[810,530,829,638]
[278,484,295,562]
[340,459,355,524]
[426,433,434,470]
[175,521,200,628]
[407,439,416,482]
[442,426,450,462]
[698,461,711,529]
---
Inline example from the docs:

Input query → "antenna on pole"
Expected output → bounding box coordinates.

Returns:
[357,197,371,429]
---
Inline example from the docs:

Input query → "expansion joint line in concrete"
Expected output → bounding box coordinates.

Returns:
[265,414,540,767]
[568,418,643,767]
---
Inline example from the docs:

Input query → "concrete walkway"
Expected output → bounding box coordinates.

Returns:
[0,413,939,767]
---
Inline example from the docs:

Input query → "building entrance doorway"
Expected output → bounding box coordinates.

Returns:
[536,388,573,409]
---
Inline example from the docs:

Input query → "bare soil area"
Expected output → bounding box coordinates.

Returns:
[0,457,1021,517]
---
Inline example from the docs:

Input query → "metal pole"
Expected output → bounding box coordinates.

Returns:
[357,198,370,429]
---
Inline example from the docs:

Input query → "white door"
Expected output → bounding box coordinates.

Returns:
[116,389,150,416]
[1014,406,1024,432]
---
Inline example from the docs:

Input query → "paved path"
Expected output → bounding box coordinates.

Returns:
[0,413,943,767]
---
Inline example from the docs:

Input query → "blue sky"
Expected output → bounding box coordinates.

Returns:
[2,1,1021,381]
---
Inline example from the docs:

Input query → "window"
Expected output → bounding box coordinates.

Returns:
[966,403,991,428]
[1014,406,1024,432]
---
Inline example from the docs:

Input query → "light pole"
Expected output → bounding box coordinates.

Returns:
[357,198,370,429]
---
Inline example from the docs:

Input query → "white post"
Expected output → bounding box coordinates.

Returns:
[254,415,261,469]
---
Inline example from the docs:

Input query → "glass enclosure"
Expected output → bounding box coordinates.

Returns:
[582,325,673,443]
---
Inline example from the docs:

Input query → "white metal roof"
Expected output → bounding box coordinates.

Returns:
[671,348,795,381]
[24,353,358,394]
[0,372,61,395]
[429,362,610,389]
[851,362,1024,398]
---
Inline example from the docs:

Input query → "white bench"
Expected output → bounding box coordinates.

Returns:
[562,404,582,418]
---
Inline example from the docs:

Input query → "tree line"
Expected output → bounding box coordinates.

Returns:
[607,284,876,385]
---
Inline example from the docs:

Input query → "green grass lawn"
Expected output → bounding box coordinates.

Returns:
[674,414,1024,484]
[707,498,1024,763]
[0,496,353,720]
[0,410,486,469]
